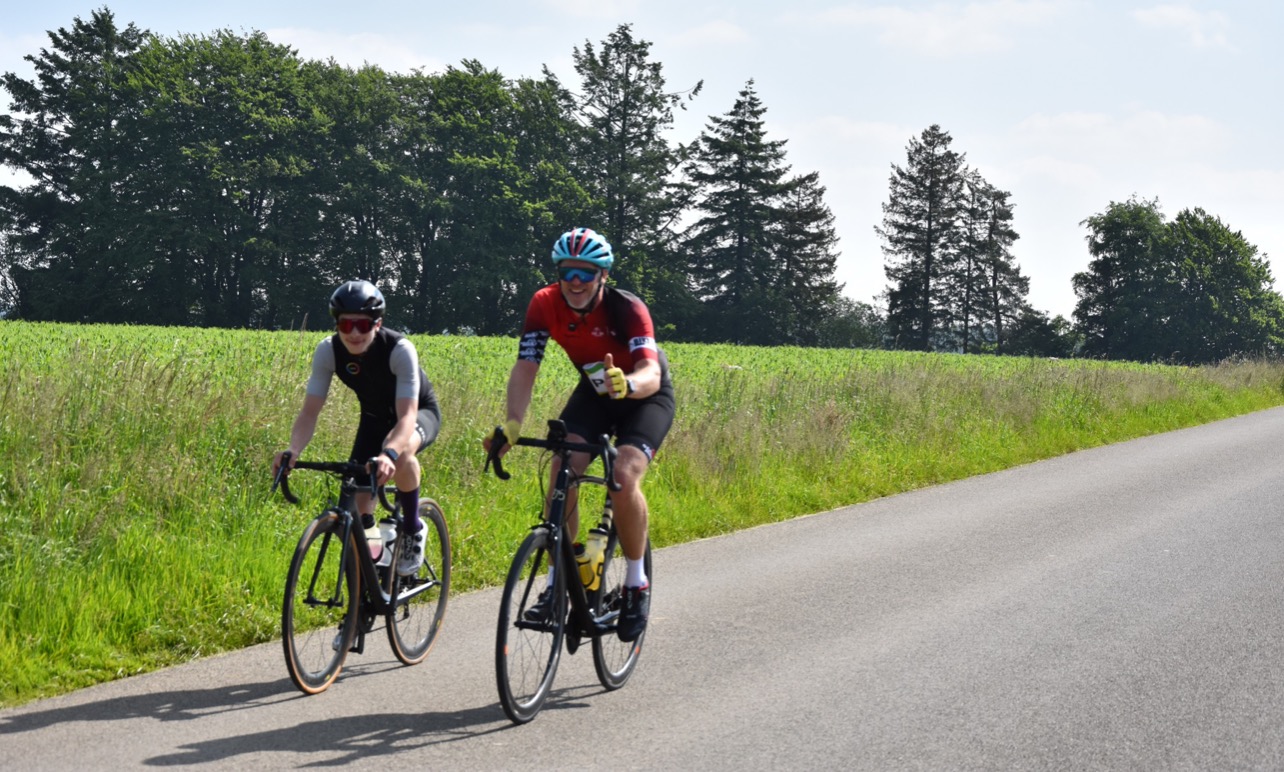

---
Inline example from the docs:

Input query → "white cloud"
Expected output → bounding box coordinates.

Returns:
[668,20,751,48]
[814,0,1072,56]
[1132,5,1233,49]
[788,115,914,152]
[540,0,644,20]
[1011,109,1231,170]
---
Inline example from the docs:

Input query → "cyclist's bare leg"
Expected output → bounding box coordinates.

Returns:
[608,445,650,564]
[355,491,375,520]
[391,451,421,492]
[547,446,592,537]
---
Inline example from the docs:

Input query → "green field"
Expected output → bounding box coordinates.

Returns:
[3,320,1283,707]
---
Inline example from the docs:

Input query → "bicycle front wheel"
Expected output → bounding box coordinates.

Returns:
[387,499,451,664]
[496,529,565,724]
[592,532,651,690]
[282,510,359,695]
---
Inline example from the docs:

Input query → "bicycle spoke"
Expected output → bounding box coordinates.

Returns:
[496,531,563,723]
[592,533,649,690]
[387,500,451,664]
[282,513,358,695]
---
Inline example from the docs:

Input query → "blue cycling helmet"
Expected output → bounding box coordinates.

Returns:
[551,227,613,269]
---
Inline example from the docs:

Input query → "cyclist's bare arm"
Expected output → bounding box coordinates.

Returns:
[616,356,662,400]
[275,393,326,475]
[484,359,540,455]
[506,359,539,425]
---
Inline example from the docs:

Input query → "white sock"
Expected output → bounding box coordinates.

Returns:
[626,558,648,588]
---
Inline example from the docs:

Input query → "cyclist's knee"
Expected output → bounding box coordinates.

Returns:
[613,447,650,490]
[396,453,421,490]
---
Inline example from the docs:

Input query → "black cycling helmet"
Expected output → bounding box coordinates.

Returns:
[329,280,385,319]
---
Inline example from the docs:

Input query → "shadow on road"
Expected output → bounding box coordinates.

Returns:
[1,674,606,766]
[141,686,601,767]
[0,679,296,733]
[142,705,516,766]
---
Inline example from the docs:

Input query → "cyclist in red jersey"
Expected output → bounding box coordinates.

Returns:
[486,227,675,642]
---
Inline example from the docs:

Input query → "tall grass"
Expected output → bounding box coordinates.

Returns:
[2,321,1283,707]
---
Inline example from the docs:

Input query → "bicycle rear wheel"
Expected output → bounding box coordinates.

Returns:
[592,531,651,690]
[387,499,451,664]
[282,510,359,695]
[496,529,565,724]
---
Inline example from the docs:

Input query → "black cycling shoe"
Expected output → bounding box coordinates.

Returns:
[617,584,650,642]
[523,586,557,623]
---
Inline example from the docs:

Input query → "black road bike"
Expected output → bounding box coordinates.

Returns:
[272,455,450,694]
[485,420,651,724]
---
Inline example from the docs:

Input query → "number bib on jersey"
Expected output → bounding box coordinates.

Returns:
[581,361,610,395]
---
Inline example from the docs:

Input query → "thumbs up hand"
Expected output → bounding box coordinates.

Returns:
[604,353,628,400]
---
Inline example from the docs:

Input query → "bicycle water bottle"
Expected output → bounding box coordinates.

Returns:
[375,519,396,568]
[580,526,608,591]
[362,513,384,563]
[577,497,611,592]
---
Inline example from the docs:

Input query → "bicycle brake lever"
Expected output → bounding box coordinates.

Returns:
[485,427,512,480]
[273,452,301,504]
[271,452,291,496]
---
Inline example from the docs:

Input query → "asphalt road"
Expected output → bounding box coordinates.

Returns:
[4,407,1284,770]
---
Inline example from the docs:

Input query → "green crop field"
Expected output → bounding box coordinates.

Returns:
[3,320,1283,707]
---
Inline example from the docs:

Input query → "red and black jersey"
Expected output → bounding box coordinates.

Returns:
[518,285,659,374]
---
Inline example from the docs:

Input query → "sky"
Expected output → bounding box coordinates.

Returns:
[2,1,1281,320]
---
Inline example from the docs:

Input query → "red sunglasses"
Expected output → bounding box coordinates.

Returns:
[336,317,377,334]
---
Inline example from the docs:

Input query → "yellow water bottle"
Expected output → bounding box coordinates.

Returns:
[580,526,608,591]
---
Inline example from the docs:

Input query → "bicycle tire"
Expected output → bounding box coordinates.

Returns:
[592,531,651,689]
[387,499,451,664]
[282,510,359,695]
[496,529,565,724]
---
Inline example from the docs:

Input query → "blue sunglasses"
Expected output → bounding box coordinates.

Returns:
[558,266,601,283]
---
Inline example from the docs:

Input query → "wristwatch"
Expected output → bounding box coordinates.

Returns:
[626,378,637,395]
[381,447,399,463]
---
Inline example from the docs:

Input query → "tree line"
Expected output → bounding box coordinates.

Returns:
[0,9,862,347]
[877,125,1284,363]
[2,9,1279,363]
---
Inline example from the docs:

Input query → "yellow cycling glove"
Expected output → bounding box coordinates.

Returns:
[501,419,523,447]
[605,366,628,400]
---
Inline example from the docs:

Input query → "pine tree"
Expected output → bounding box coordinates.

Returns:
[952,172,1028,353]
[877,125,967,351]
[683,82,843,344]
[683,81,792,343]
[564,24,701,305]
[776,171,843,344]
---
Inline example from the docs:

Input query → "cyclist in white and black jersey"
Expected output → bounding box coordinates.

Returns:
[273,280,441,576]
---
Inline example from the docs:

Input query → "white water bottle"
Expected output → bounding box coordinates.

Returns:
[375,520,396,568]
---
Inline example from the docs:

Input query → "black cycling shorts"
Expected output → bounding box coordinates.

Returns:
[349,405,441,464]
[559,376,675,462]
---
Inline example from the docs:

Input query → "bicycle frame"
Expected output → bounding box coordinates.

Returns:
[275,457,439,651]
[490,420,622,640]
